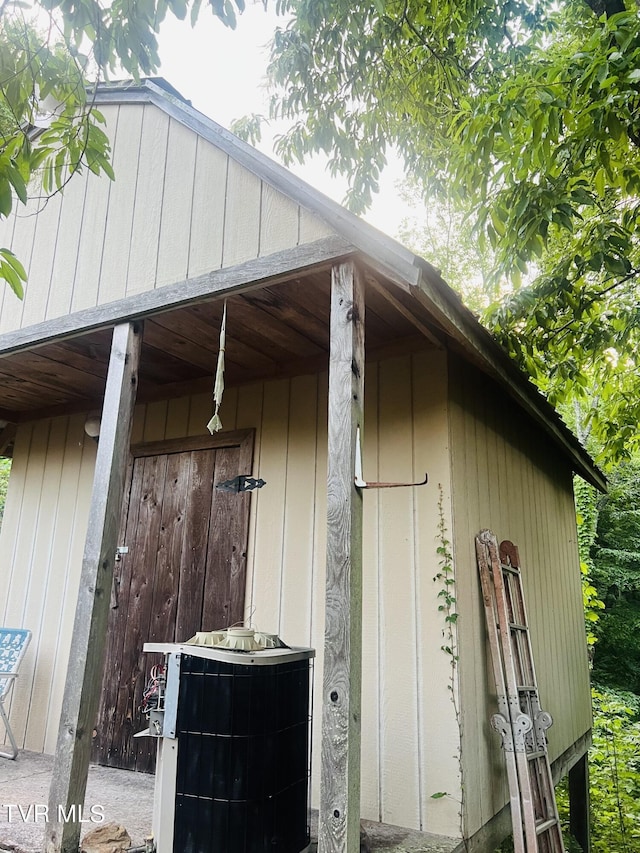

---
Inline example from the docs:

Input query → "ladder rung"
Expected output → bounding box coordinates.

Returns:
[509,622,528,631]
[526,750,546,760]
[501,564,520,574]
[517,684,537,692]
[536,817,559,835]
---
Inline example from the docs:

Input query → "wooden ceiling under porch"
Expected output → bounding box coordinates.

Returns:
[0,247,443,438]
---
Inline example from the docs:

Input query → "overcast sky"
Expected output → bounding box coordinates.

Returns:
[156,3,410,238]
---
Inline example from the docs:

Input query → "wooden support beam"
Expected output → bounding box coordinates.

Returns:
[319,261,365,853]
[0,236,353,359]
[569,753,591,853]
[365,273,443,349]
[0,422,16,455]
[44,322,142,853]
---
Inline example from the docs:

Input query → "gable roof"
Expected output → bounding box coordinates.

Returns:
[51,80,608,489]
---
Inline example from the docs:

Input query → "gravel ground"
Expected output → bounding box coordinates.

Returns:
[0,751,461,853]
[0,752,154,853]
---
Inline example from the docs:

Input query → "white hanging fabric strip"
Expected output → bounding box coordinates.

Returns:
[207,300,227,434]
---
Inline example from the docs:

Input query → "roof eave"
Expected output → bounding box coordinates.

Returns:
[93,79,605,491]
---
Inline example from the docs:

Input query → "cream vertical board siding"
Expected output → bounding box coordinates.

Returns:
[155,120,198,289]
[70,110,118,314]
[20,190,63,328]
[0,193,38,333]
[1,352,461,837]
[0,203,17,323]
[448,355,591,839]
[376,355,421,828]
[278,374,318,643]
[97,104,145,305]
[361,365,381,819]
[248,378,290,632]
[43,170,86,320]
[0,101,336,334]
[125,106,171,296]
[0,416,96,754]
[411,350,463,835]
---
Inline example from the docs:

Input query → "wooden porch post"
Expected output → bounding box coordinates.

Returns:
[569,753,591,853]
[319,261,365,853]
[44,322,142,853]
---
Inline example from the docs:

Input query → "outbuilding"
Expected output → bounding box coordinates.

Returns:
[0,79,601,853]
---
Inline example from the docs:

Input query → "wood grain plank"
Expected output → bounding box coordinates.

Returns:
[242,284,328,348]
[132,428,253,459]
[318,261,364,853]
[93,454,143,766]
[152,304,279,375]
[143,318,221,373]
[45,322,142,853]
[190,298,318,367]
[38,339,109,379]
[236,292,326,358]
[148,450,190,643]
[134,450,192,773]
[0,236,354,357]
[111,454,167,771]
[0,350,105,398]
[174,448,216,641]
[203,445,243,629]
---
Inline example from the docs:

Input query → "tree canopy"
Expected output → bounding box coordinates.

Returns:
[0,0,246,296]
[262,0,640,462]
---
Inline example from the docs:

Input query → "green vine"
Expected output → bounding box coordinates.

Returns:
[434,485,459,664]
[574,476,605,653]
[431,484,465,844]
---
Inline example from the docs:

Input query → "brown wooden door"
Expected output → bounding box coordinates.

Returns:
[92,430,253,772]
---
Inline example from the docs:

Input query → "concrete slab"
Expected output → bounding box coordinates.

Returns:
[0,752,153,853]
[0,751,462,853]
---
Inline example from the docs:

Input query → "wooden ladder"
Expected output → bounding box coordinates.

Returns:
[475,529,565,853]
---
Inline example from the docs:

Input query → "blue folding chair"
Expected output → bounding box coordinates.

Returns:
[0,628,32,759]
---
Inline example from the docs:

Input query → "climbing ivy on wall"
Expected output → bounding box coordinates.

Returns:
[574,476,605,650]
[0,457,10,529]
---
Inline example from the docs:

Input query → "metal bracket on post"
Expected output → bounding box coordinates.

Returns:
[492,712,533,753]
[354,427,428,490]
[534,710,553,749]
